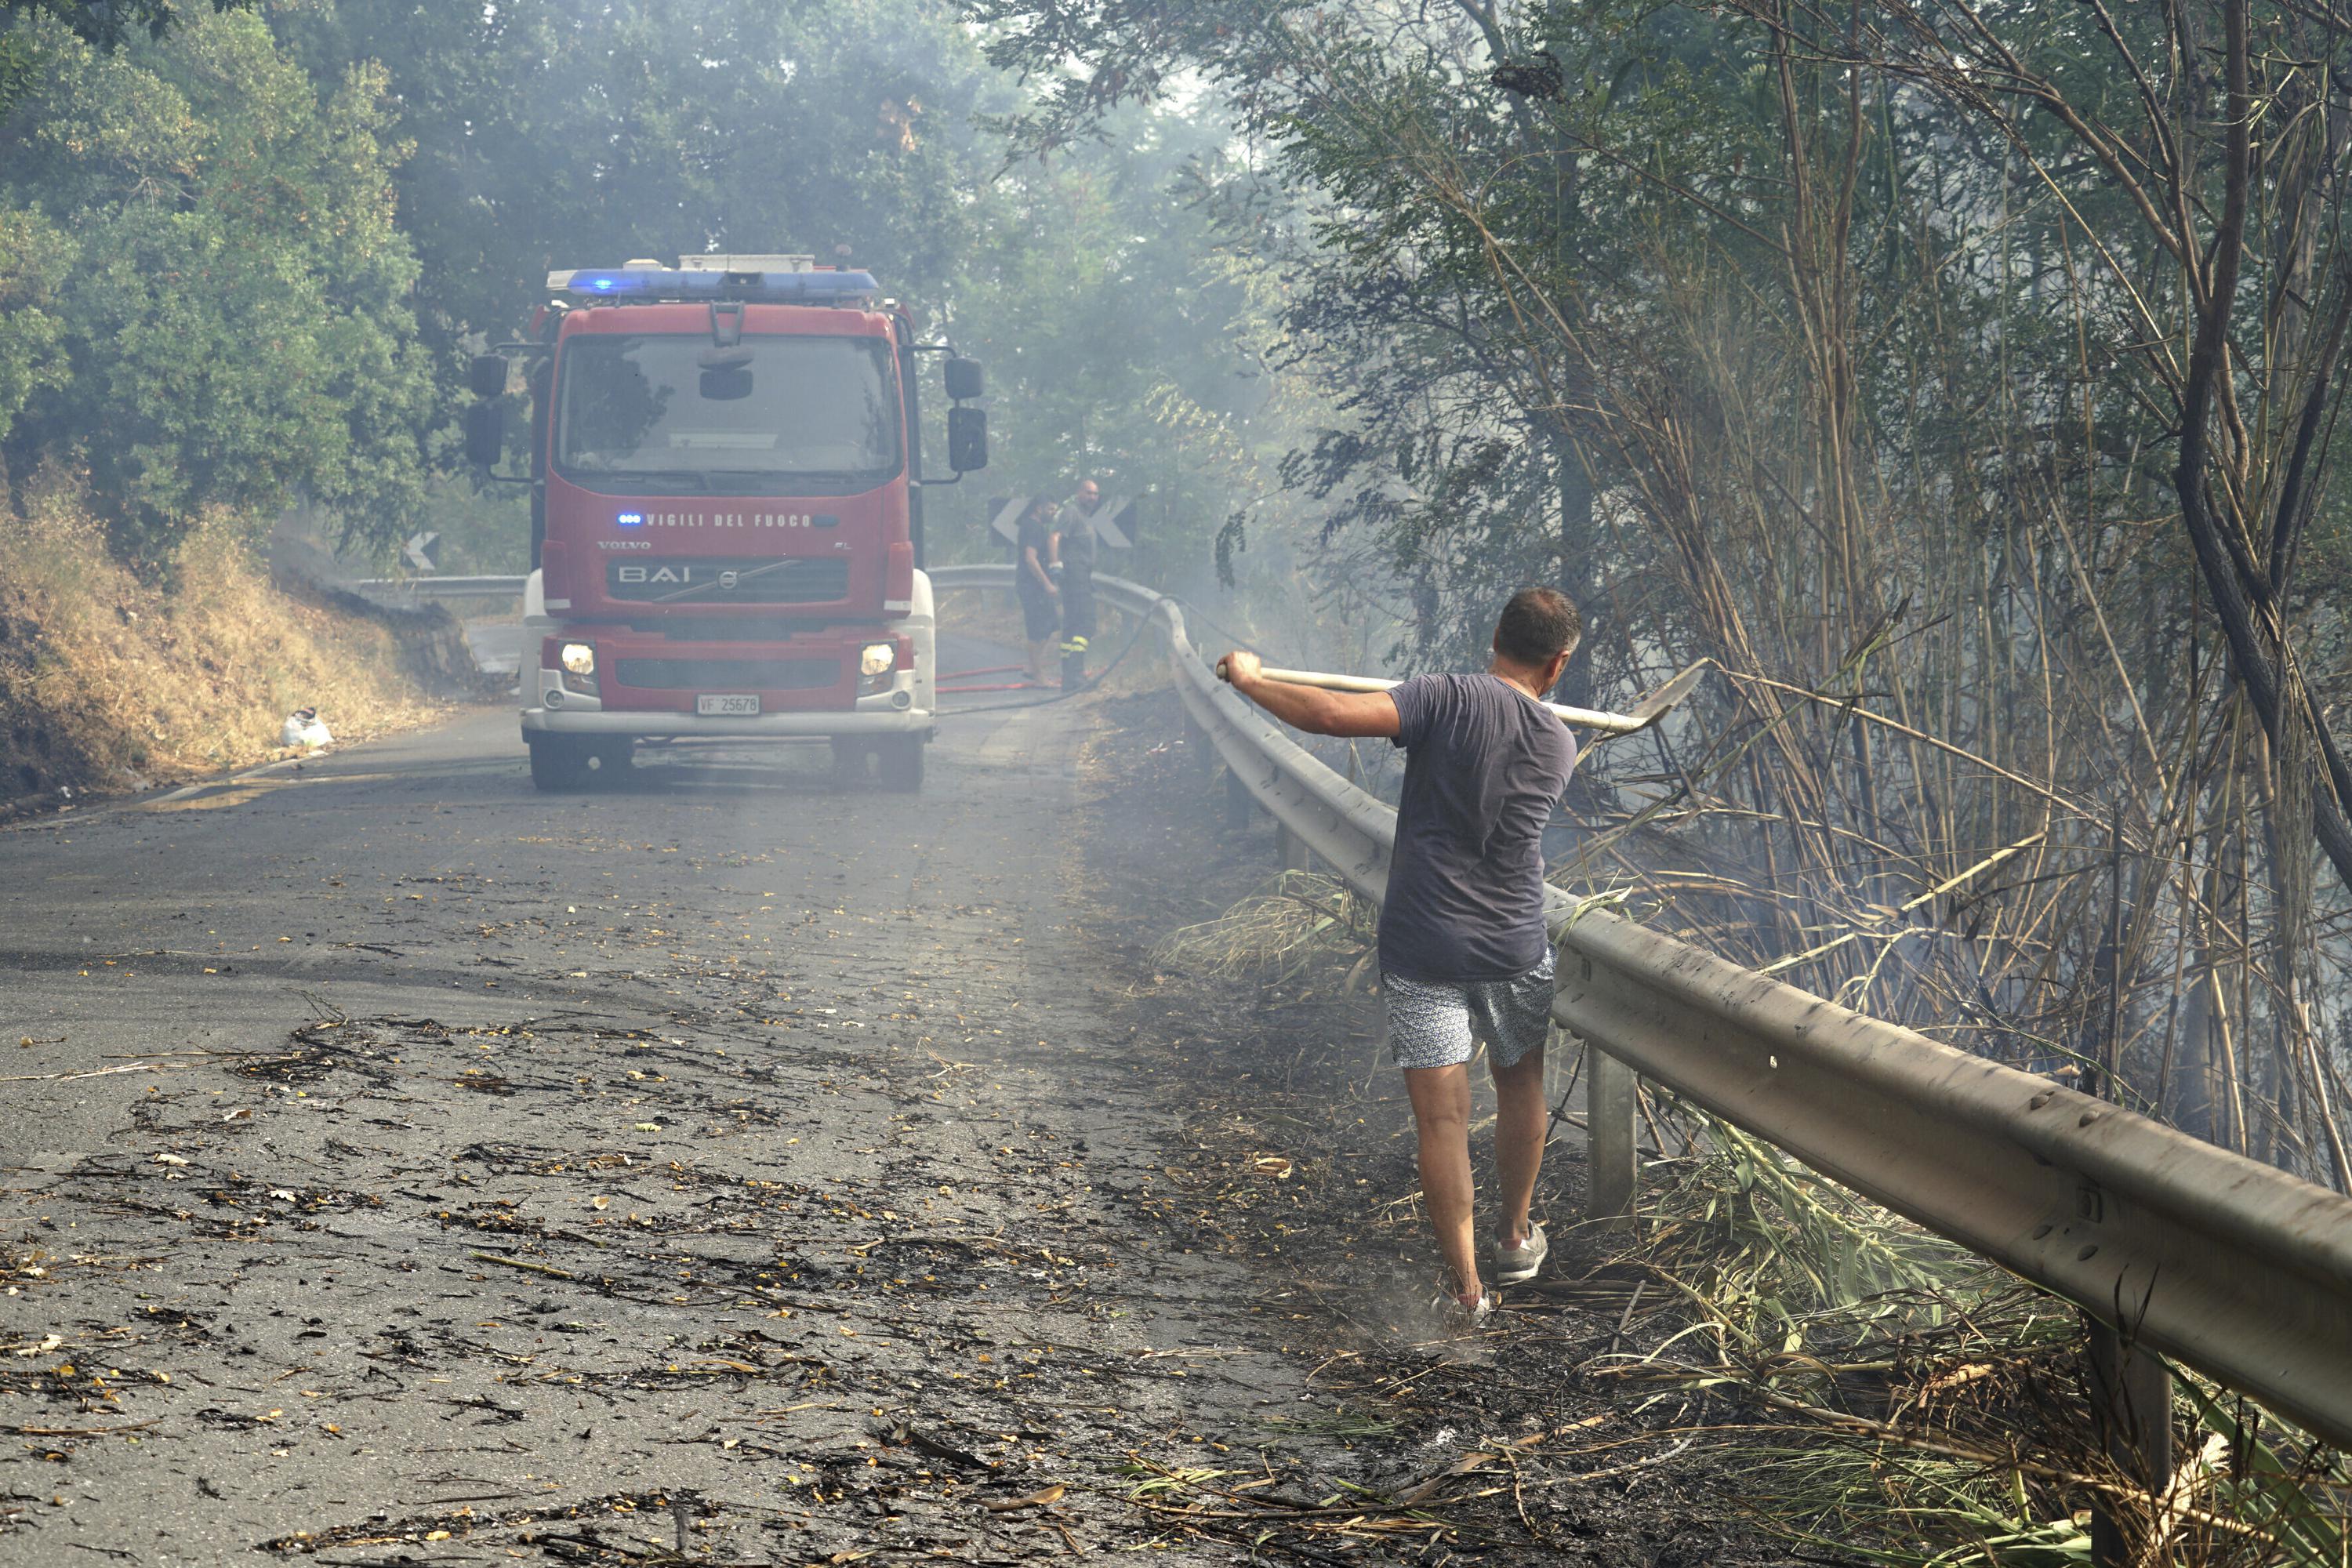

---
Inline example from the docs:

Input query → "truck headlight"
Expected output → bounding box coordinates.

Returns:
[859,641,896,677]
[557,641,598,696]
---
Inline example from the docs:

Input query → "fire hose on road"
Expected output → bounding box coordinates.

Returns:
[931,562,2352,1458]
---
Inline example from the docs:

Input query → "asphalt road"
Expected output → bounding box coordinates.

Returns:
[0,652,1341,1564]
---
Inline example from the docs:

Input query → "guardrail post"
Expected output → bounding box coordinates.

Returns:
[1276,822,1310,872]
[1187,715,1212,776]
[1224,768,1251,829]
[2085,802,2169,1568]
[1584,1046,1638,1228]
[2088,1327,2173,1566]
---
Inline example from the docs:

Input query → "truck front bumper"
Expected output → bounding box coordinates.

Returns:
[520,608,935,742]
[521,701,935,739]
[522,666,931,739]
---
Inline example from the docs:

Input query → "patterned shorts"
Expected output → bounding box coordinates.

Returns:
[1383,947,1556,1072]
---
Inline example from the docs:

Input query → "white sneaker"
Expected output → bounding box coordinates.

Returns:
[1431,1288,1494,1328]
[1494,1221,1548,1286]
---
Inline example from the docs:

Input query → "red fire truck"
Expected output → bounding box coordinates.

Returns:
[464,255,986,793]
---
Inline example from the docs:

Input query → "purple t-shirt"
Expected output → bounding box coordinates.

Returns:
[1381,673,1577,982]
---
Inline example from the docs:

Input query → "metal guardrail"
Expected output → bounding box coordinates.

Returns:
[350,575,528,600]
[930,562,2352,1450]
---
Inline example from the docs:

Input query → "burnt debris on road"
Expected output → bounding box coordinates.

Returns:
[0,691,1772,1566]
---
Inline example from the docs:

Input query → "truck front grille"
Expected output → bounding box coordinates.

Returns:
[605,557,851,604]
[613,658,840,691]
[630,617,851,642]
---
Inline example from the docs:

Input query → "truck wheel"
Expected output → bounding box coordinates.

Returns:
[585,741,632,787]
[876,735,924,793]
[829,738,869,790]
[528,735,590,792]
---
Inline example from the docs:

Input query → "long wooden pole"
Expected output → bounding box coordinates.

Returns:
[1214,659,1710,736]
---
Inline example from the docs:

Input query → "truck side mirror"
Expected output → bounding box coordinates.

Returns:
[947,405,989,473]
[464,401,505,469]
[944,358,984,401]
[469,354,510,399]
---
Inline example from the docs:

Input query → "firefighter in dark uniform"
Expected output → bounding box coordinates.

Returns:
[1058,481,1100,686]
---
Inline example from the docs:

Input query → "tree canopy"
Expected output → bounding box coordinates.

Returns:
[0,1,247,116]
[0,9,433,564]
[274,0,996,369]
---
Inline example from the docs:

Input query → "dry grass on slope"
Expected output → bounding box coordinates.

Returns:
[0,492,454,809]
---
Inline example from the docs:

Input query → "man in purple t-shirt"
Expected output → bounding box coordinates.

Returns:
[1223,588,1580,1322]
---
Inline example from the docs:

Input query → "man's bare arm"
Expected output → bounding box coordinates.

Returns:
[1223,651,1401,739]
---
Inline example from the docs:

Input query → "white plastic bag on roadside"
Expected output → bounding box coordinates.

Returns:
[279,707,333,750]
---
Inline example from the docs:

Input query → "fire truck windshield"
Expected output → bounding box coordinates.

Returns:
[554,333,902,495]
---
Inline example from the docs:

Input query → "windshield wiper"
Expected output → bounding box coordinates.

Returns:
[568,466,884,495]
[699,468,880,489]
[572,467,714,493]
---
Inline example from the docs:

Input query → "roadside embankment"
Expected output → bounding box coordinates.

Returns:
[0,492,479,815]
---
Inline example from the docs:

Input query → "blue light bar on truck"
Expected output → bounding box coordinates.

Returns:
[546,267,880,305]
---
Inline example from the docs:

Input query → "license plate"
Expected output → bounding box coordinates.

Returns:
[696,694,760,716]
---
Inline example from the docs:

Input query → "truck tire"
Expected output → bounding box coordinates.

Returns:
[586,741,632,787]
[876,735,924,793]
[528,735,590,792]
